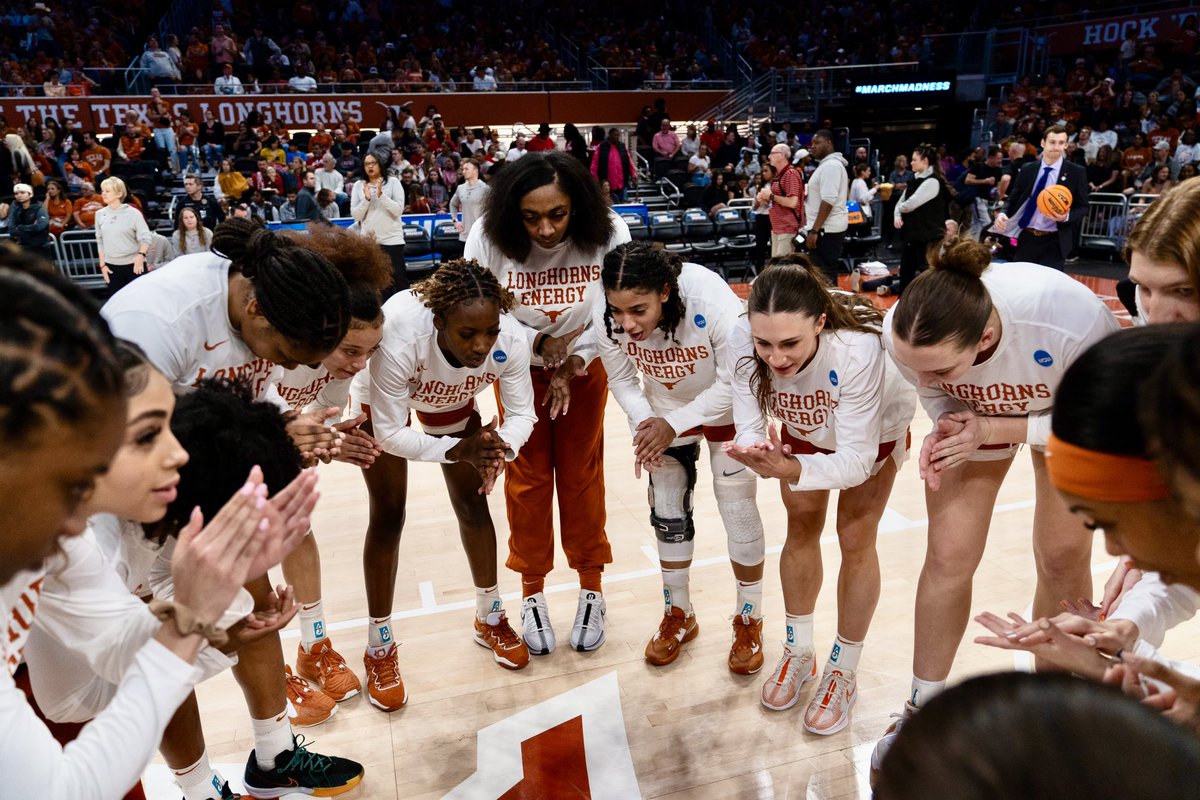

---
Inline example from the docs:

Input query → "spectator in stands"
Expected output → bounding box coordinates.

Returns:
[214,62,244,95]
[1142,140,1181,183]
[176,173,224,230]
[9,183,53,258]
[996,125,1089,270]
[1176,129,1198,170]
[850,163,878,221]
[591,128,636,202]
[243,25,282,82]
[146,87,178,173]
[712,130,741,172]
[316,188,338,219]
[289,67,318,93]
[651,119,680,175]
[1092,119,1119,151]
[175,110,199,174]
[1087,144,1121,192]
[71,181,102,228]
[960,147,1002,238]
[801,130,850,282]
[5,133,37,188]
[688,144,712,184]
[96,176,153,293]
[278,190,299,222]
[43,178,71,236]
[759,143,804,258]
[507,135,529,163]
[529,123,557,153]
[450,157,488,243]
[296,169,324,222]
[315,153,348,214]
[1138,164,1176,197]
[252,163,285,201]
[635,105,656,154]
[118,122,148,163]
[470,66,497,91]
[734,149,760,180]
[197,110,224,171]
[63,147,93,188]
[140,36,180,86]
[170,206,212,255]
[424,169,449,212]
[42,70,65,97]
[700,170,732,217]
[216,157,249,202]
[680,124,700,160]
[258,136,286,167]
[335,142,361,178]
[701,120,723,154]
[79,131,111,179]
[562,124,589,166]
[247,190,279,222]
[210,23,237,68]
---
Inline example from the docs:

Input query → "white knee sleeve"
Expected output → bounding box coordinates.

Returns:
[709,445,765,566]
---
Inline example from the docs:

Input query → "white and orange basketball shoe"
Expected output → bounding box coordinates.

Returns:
[803,666,857,735]
[760,647,818,711]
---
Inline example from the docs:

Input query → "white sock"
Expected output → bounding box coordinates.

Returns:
[368,615,394,657]
[662,567,690,612]
[476,585,502,622]
[174,750,223,800]
[910,676,946,708]
[251,711,294,771]
[828,635,863,672]
[298,599,327,652]
[736,579,764,620]
[784,613,814,654]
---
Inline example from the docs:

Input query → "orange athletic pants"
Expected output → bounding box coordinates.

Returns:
[502,360,611,579]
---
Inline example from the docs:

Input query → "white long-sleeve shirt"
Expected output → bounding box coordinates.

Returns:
[95,204,152,264]
[893,166,940,224]
[883,262,1119,444]
[102,252,288,408]
[276,364,351,415]
[362,290,536,463]
[1,559,200,799]
[464,210,631,367]
[730,322,916,491]
[596,262,743,436]
[350,177,406,246]
[1110,571,1200,649]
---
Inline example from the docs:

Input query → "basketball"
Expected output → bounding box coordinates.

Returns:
[1037,184,1073,217]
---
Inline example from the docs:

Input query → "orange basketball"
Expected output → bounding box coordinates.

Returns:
[1037,184,1073,217]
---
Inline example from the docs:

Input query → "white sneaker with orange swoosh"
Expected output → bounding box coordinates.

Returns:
[803,666,857,735]
[760,647,817,711]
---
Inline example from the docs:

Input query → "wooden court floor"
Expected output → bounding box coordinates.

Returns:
[142,276,1176,799]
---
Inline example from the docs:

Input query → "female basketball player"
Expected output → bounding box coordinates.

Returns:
[465,151,631,653]
[1122,178,1200,324]
[723,257,915,735]
[102,218,357,724]
[353,259,538,711]
[869,238,1119,779]
[596,242,766,672]
[0,248,294,798]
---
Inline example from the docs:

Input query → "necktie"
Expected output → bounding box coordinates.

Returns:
[1018,165,1054,229]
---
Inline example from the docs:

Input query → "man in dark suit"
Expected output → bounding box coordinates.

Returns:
[995,125,1089,270]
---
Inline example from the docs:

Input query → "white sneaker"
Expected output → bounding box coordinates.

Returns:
[802,666,857,735]
[760,647,817,711]
[570,589,607,651]
[521,593,556,655]
[868,701,919,787]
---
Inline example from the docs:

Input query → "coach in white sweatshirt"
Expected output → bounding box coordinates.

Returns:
[801,129,850,284]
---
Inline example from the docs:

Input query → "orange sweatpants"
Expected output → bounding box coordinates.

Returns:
[502,360,611,580]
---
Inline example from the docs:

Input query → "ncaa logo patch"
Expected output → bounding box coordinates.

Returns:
[1033,349,1054,367]
[829,370,839,386]
[493,350,508,363]
[694,314,707,328]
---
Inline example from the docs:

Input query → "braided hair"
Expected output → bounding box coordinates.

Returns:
[742,255,884,418]
[413,258,515,319]
[212,218,351,352]
[282,224,393,328]
[600,241,685,343]
[0,243,124,442]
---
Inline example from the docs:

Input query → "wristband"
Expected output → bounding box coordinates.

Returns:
[149,599,229,647]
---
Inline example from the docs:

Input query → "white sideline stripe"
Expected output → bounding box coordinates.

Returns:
[280,499,1039,640]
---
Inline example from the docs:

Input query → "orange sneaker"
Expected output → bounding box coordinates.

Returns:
[474,612,530,670]
[284,666,336,727]
[760,648,818,711]
[644,606,699,666]
[728,614,765,674]
[296,639,362,702]
[803,667,857,735]
[363,644,408,712]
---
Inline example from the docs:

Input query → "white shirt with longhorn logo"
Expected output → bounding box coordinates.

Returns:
[101,252,288,409]
[596,262,745,436]
[362,290,537,463]
[275,364,351,417]
[464,210,631,367]
[730,322,915,492]
[882,262,1119,446]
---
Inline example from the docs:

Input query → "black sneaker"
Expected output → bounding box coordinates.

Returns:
[180,778,243,800]
[242,735,364,798]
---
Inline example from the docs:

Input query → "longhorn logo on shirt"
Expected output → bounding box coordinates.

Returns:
[660,380,680,390]
[538,309,567,323]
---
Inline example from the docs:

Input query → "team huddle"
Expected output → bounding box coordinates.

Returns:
[5,150,1200,800]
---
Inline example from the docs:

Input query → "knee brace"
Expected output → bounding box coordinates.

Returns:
[649,443,699,561]
[710,445,765,567]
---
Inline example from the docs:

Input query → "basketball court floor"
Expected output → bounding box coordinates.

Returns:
[141,273,1190,799]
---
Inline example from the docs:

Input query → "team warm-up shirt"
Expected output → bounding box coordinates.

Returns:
[882,262,1120,445]
[464,210,631,367]
[25,518,236,724]
[276,364,352,415]
[597,262,744,435]
[101,252,288,408]
[0,546,200,799]
[730,323,916,492]
[364,290,537,463]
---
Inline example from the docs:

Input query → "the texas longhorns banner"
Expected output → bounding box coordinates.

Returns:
[0,90,729,133]
[1037,6,1199,54]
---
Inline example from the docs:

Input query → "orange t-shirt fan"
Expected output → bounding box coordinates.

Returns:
[1037,184,1073,217]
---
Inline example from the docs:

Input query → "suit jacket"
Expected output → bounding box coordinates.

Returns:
[1003,158,1089,258]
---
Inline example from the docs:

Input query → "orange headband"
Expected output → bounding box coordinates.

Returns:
[1045,433,1171,503]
